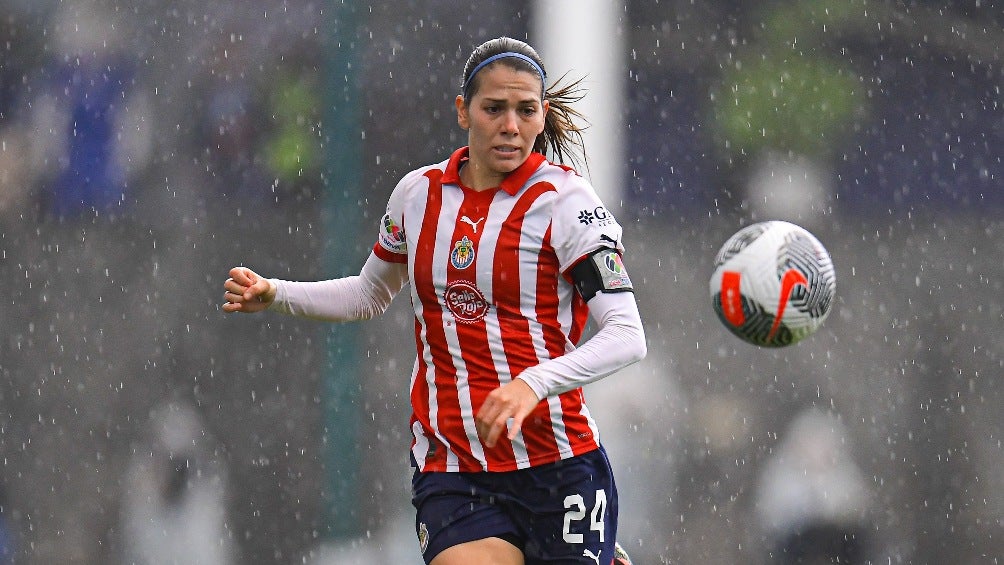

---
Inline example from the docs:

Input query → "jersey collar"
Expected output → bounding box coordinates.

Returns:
[442,146,546,196]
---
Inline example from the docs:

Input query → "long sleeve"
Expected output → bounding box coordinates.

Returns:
[267,252,409,321]
[516,290,647,399]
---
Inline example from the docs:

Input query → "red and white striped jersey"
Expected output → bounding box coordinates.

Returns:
[372,147,626,472]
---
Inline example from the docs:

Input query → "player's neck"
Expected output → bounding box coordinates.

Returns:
[459,160,504,192]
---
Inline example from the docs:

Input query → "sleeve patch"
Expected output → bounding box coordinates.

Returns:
[377,213,407,255]
[570,248,634,301]
[592,249,633,291]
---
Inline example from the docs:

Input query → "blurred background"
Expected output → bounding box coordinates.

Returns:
[0,0,1001,563]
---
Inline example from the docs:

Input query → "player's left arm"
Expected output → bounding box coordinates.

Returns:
[477,252,647,448]
[476,173,646,447]
[515,172,647,398]
[516,263,647,400]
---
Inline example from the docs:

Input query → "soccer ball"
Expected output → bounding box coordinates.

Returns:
[709,221,835,347]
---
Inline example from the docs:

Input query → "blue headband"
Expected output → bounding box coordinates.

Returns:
[462,52,546,96]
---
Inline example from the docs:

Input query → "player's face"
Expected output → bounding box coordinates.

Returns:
[455,65,548,189]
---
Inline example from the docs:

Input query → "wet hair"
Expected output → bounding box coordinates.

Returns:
[460,37,588,168]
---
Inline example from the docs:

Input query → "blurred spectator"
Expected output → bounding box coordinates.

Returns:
[118,401,236,565]
[744,150,834,231]
[754,408,872,564]
[22,4,152,220]
[263,70,322,202]
[189,34,322,212]
[193,36,274,208]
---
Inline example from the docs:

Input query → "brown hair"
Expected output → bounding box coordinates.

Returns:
[460,37,588,168]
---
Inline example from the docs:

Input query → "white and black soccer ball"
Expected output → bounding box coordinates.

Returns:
[709,221,836,347]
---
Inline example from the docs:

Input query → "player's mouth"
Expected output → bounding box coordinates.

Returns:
[492,145,521,157]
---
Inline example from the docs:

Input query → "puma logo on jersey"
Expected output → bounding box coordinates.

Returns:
[460,215,485,233]
[582,548,601,564]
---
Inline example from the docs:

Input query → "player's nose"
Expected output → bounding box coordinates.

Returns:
[501,109,519,134]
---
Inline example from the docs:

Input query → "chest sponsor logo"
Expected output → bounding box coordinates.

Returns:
[450,235,476,270]
[444,280,489,324]
[577,206,617,228]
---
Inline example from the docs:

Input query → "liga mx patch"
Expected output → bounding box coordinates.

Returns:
[592,249,633,291]
[378,213,407,254]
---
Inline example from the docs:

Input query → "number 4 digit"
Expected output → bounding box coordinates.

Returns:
[591,489,607,542]
[562,489,607,544]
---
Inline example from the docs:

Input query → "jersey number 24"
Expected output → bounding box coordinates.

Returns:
[563,489,607,543]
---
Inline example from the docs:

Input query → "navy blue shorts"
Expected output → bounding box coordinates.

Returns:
[411,446,618,564]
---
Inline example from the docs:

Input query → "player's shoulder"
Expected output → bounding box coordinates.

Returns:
[529,158,594,196]
[399,158,450,186]
[389,158,451,202]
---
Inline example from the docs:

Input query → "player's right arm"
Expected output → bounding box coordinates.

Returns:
[221,255,409,321]
[223,169,416,320]
[264,166,415,322]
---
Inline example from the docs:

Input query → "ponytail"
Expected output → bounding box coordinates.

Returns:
[538,73,588,169]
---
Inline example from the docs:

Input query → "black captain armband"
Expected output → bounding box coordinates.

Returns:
[569,247,634,302]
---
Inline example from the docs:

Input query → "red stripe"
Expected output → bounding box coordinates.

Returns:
[451,188,516,470]
[566,273,597,455]
[542,227,597,457]
[412,170,472,470]
[407,179,440,469]
[493,182,561,462]
[534,225,565,358]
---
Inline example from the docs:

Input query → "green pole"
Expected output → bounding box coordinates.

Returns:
[322,0,363,539]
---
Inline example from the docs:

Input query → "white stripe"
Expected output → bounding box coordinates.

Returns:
[546,395,572,458]
[443,324,487,470]
[516,192,581,457]
[411,420,428,469]
[477,192,531,465]
[406,180,459,469]
[407,360,428,468]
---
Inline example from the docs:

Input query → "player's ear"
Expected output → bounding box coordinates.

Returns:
[539,99,550,134]
[455,95,469,130]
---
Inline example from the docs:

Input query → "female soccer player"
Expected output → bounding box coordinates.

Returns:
[223,36,645,565]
